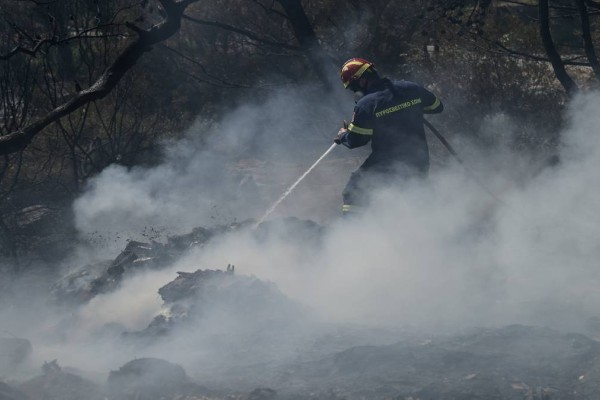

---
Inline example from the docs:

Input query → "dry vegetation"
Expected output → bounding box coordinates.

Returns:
[0,0,598,263]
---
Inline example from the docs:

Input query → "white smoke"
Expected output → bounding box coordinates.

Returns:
[73,86,348,246]
[4,88,600,385]
[154,91,600,333]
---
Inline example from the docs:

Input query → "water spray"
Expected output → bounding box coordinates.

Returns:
[253,143,338,229]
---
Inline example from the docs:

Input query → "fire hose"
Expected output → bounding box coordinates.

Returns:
[424,119,503,203]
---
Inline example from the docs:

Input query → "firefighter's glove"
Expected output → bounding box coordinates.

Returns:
[334,128,347,145]
[334,121,349,145]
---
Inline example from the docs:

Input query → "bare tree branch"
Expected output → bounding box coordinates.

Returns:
[503,0,578,11]
[250,0,288,19]
[0,0,199,155]
[467,30,592,66]
[0,38,56,61]
[182,14,299,50]
[159,43,249,87]
[0,24,125,61]
[15,0,59,4]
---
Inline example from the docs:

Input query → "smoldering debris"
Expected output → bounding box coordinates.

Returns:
[52,217,322,305]
[11,214,600,400]
[50,259,112,303]
[130,265,307,340]
[8,273,600,399]
[52,222,253,304]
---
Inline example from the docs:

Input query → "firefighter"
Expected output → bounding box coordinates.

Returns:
[334,58,443,215]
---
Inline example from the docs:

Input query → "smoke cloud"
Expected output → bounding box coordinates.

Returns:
[139,89,600,333]
[3,88,600,388]
[73,86,348,245]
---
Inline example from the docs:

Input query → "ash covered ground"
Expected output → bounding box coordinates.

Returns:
[3,216,600,400]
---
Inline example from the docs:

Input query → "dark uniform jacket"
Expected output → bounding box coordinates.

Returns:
[340,79,443,175]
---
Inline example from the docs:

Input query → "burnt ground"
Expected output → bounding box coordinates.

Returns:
[4,323,600,400]
[2,221,600,400]
[265,324,600,399]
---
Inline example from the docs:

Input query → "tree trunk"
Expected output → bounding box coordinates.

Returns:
[0,0,199,156]
[539,0,578,95]
[575,0,600,80]
[0,216,19,273]
[275,0,334,89]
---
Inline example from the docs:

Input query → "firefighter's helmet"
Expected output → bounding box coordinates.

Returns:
[340,58,374,89]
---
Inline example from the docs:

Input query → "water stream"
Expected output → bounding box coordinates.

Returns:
[254,143,338,228]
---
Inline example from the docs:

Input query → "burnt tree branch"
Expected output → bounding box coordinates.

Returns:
[575,0,600,80]
[467,29,592,66]
[0,25,124,61]
[182,14,299,50]
[160,44,250,88]
[275,0,333,88]
[0,37,57,60]
[0,0,199,155]
[539,0,578,95]
[585,0,600,10]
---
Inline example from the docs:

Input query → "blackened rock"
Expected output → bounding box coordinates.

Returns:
[51,260,112,303]
[107,358,192,400]
[135,267,305,341]
[157,267,299,323]
[55,222,252,303]
[109,240,168,274]
[14,205,78,263]
[92,240,171,294]
[167,226,213,250]
[166,221,253,251]
[158,268,234,303]
[14,205,52,233]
